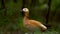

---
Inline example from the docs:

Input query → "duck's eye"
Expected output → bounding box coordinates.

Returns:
[25,9,26,11]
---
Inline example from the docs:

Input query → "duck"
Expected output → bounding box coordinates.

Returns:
[21,8,47,34]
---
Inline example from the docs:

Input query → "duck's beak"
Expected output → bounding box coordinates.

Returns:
[20,9,23,12]
[20,10,25,16]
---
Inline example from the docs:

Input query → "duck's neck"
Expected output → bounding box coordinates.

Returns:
[23,16,29,24]
[24,16,29,20]
[23,12,29,23]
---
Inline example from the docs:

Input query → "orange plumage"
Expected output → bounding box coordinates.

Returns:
[22,8,47,32]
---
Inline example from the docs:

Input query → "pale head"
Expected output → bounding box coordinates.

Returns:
[22,8,29,13]
[22,8,29,17]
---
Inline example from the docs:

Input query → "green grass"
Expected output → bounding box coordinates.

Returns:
[34,30,60,34]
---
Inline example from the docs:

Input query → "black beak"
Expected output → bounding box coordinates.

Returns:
[20,10,23,13]
[20,10,24,17]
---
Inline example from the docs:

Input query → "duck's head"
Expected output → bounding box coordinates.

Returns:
[21,8,29,17]
[22,8,29,13]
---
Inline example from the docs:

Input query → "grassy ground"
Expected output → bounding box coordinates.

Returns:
[25,30,60,34]
[24,27,60,34]
[34,30,60,34]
